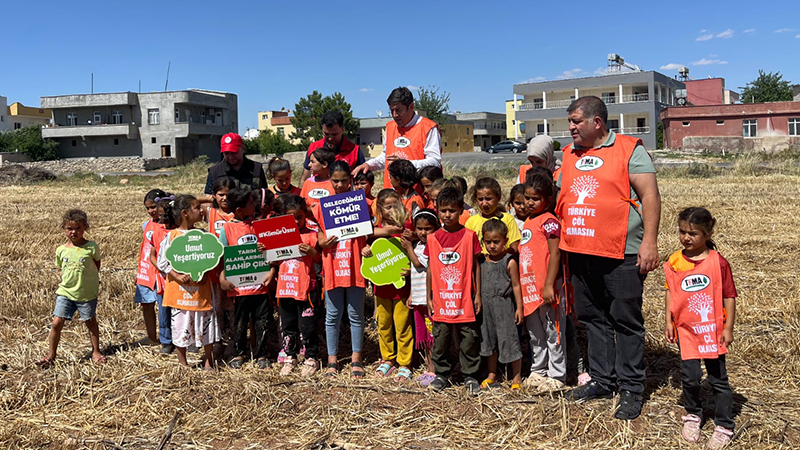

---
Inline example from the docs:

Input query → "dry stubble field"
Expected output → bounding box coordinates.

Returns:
[0,158,798,449]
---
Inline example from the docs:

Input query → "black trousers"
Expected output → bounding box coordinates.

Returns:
[569,253,646,394]
[681,355,734,429]
[233,293,272,360]
[278,298,319,359]
[431,321,481,379]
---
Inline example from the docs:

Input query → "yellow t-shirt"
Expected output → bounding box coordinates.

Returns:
[465,212,521,254]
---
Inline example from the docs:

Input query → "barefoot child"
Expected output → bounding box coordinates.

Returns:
[664,207,737,449]
[136,189,168,346]
[39,209,104,366]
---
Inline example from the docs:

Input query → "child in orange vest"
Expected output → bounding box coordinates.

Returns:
[314,161,369,378]
[418,166,443,208]
[219,187,277,370]
[478,219,524,390]
[156,195,221,370]
[135,189,168,347]
[147,195,177,354]
[507,183,528,232]
[206,177,236,237]
[273,194,322,377]
[38,209,104,367]
[520,172,567,392]
[664,207,737,449]
[268,157,302,197]
[466,177,521,254]
[300,148,336,213]
[425,187,483,395]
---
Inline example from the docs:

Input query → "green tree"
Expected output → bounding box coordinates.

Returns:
[740,70,793,103]
[0,125,60,161]
[289,91,360,149]
[245,129,299,158]
[415,85,451,125]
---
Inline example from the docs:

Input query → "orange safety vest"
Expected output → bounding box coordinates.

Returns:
[428,230,477,323]
[136,220,160,290]
[519,213,560,316]
[161,229,213,311]
[151,225,169,295]
[663,250,727,361]
[555,134,641,259]
[318,217,366,291]
[222,221,268,297]
[275,231,318,301]
[208,207,233,237]
[300,178,334,211]
[383,116,439,188]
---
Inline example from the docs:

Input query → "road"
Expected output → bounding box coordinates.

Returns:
[442,151,563,170]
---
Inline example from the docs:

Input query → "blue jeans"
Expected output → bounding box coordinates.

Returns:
[324,286,365,356]
[156,293,172,344]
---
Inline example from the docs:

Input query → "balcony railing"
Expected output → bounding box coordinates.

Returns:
[535,131,572,138]
[519,93,650,111]
[621,93,649,102]
[611,126,651,135]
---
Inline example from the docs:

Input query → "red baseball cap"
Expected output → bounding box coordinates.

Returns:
[220,133,243,153]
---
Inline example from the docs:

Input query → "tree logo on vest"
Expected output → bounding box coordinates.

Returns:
[438,250,461,265]
[680,274,711,292]
[687,292,714,323]
[575,156,604,171]
[519,246,533,274]
[146,230,154,242]
[237,234,258,245]
[309,188,331,199]
[284,258,300,274]
[570,175,599,204]
[440,266,461,290]
[520,229,532,245]
[394,136,411,149]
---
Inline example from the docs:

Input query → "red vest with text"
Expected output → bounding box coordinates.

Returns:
[428,230,476,323]
[208,207,233,237]
[555,134,641,259]
[663,250,727,361]
[519,213,560,316]
[276,231,318,301]
[307,138,361,168]
[222,220,268,297]
[383,117,439,188]
[136,220,160,290]
[162,230,213,311]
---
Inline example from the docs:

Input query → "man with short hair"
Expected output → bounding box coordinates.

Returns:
[204,132,268,195]
[299,111,364,184]
[352,87,441,188]
[556,96,661,421]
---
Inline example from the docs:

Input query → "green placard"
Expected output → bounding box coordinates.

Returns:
[165,229,224,282]
[224,244,271,287]
[360,237,410,289]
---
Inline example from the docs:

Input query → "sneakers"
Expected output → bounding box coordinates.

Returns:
[707,426,733,450]
[187,345,199,353]
[681,414,702,444]
[279,357,297,376]
[464,377,481,396]
[429,375,450,393]
[537,378,566,393]
[257,358,271,370]
[564,381,613,402]
[229,357,245,369]
[159,344,175,355]
[614,389,643,420]
[523,373,548,389]
[300,358,318,377]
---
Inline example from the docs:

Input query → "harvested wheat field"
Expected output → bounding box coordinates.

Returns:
[0,158,798,449]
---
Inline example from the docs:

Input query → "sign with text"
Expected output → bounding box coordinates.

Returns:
[164,229,224,282]
[360,237,410,288]
[223,244,270,287]
[253,215,302,262]
[320,190,373,240]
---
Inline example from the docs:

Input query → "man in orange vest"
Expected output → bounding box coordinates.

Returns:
[556,96,661,421]
[352,87,441,187]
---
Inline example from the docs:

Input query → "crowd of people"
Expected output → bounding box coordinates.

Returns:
[38,92,738,449]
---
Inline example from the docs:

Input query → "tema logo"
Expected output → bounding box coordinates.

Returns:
[520,229,532,245]
[438,251,461,265]
[394,136,411,148]
[575,156,604,171]
[341,226,357,237]
[237,234,258,245]
[145,230,154,241]
[310,189,330,199]
[680,274,711,292]
[276,249,293,257]
[240,275,257,284]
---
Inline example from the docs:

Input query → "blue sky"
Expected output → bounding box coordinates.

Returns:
[3,0,798,133]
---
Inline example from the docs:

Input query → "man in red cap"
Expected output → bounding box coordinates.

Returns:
[204,132,268,195]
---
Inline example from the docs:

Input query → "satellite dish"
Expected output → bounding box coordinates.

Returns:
[376,110,383,117]
[677,98,687,106]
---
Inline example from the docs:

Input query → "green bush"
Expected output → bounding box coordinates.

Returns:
[0,125,60,161]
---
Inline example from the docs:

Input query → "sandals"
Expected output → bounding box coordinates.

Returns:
[681,414,702,444]
[480,378,497,390]
[351,361,365,379]
[324,362,338,378]
[394,366,412,382]
[301,358,318,377]
[374,361,396,378]
[416,372,436,386]
[279,357,297,376]
[36,357,54,368]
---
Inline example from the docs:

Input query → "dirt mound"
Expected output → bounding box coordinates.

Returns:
[0,164,56,185]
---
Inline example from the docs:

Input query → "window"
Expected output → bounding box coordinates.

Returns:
[533,98,543,109]
[114,138,119,145]
[262,114,268,120]
[536,123,551,134]
[602,92,616,104]
[637,118,646,128]
[151,137,157,144]
[14,123,22,130]
[71,140,77,147]
[0,115,4,122]
[200,111,206,124]
[717,120,725,126]
[67,113,78,126]
[161,145,171,157]
[175,108,180,122]
[93,111,101,124]
[112,110,122,124]
[277,127,284,136]
[789,118,800,136]
[607,119,619,130]
[682,121,690,127]
[185,109,191,123]
[743,119,757,137]
[148,108,160,125]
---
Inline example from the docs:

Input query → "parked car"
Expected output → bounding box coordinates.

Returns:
[485,140,527,154]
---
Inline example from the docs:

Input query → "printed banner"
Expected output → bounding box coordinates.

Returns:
[320,190,373,240]
[223,244,270,288]
[253,215,303,262]
[360,237,409,288]
[164,229,224,282]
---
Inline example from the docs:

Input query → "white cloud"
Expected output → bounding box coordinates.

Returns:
[406,85,420,91]
[692,58,728,66]
[743,28,756,33]
[556,68,584,79]
[696,33,714,41]
[700,29,707,33]
[594,67,610,76]
[716,29,734,39]
[709,54,718,57]
[775,28,794,33]
[520,76,546,83]
[660,63,685,70]
[358,88,373,92]
[796,34,800,39]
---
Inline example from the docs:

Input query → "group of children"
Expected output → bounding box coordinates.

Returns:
[42,148,737,446]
